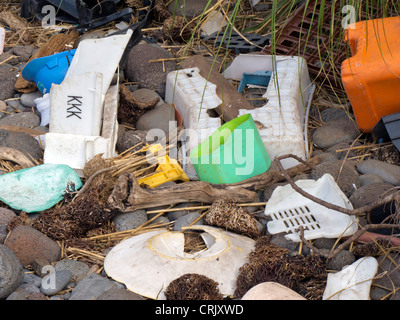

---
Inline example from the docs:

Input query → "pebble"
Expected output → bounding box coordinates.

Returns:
[359,173,384,186]
[320,107,350,122]
[241,281,306,300]
[0,129,43,161]
[0,244,24,299]
[20,91,43,108]
[116,129,147,154]
[0,112,40,128]
[311,160,360,197]
[136,103,176,135]
[4,225,61,267]
[0,207,17,225]
[113,209,148,231]
[126,43,176,98]
[173,212,204,231]
[55,259,90,279]
[97,287,144,300]
[0,64,18,101]
[312,118,360,149]
[40,270,73,296]
[356,159,400,185]
[68,273,118,300]
[371,253,400,300]
[324,249,355,271]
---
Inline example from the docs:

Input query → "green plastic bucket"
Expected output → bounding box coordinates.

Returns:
[190,114,271,184]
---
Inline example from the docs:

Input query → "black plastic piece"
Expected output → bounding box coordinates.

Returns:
[201,30,270,54]
[372,112,400,152]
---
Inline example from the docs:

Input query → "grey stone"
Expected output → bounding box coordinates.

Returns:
[20,91,43,108]
[40,270,73,296]
[116,129,147,154]
[173,212,204,231]
[126,43,177,98]
[269,233,298,252]
[311,160,360,197]
[6,288,28,300]
[356,159,400,185]
[372,254,400,300]
[0,129,42,161]
[97,287,144,300]
[69,273,118,300]
[21,271,42,287]
[313,238,338,250]
[0,64,18,101]
[113,209,148,231]
[262,182,287,202]
[0,225,7,244]
[312,118,360,149]
[165,202,201,221]
[359,173,384,186]
[320,107,351,122]
[136,103,176,135]
[325,249,355,271]
[0,244,24,299]
[0,207,16,225]
[55,259,90,279]
[11,46,35,62]
[326,140,361,160]
[0,112,40,128]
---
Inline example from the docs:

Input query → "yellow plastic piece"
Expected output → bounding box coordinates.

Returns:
[138,144,189,188]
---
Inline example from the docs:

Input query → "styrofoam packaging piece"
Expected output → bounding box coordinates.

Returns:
[0,27,5,55]
[44,85,119,175]
[165,67,222,179]
[65,29,133,101]
[49,29,132,137]
[323,257,379,300]
[263,174,358,242]
[50,72,103,136]
[225,54,315,169]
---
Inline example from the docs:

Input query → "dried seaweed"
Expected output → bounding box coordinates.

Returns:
[234,236,327,300]
[204,198,262,239]
[352,239,393,258]
[165,273,224,300]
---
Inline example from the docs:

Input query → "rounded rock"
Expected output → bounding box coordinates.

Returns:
[20,91,43,108]
[312,118,360,149]
[4,225,61,267]
[241,282,306,300]
[173,212,204,231]
[0,244,24,299]
[40,270,73,296]
[356,159,400,186]
[0,129,42,161]
[0,207,17,225]
[112,209,148,231]
[0,112,40,128]
[55,259,90,279]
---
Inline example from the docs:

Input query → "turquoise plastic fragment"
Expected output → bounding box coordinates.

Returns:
[0,164,82,213]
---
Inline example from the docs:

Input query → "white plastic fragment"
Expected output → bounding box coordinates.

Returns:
[165,67,222,179]
[0,27,5,55]
[224,54,315,169]
[323,257,379,300]
[34,93,51,126]
[200,11,227,36]
[103,225,255,299]
[263,174,358,242]
[44,85,119,175]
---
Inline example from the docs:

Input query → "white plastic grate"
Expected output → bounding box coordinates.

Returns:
[264,174,358,242]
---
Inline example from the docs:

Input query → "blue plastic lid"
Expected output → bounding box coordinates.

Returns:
[22,49,76,94]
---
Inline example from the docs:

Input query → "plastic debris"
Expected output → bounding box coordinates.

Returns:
[263,174,358,242]
[224,53,315,169]
[323,257,379,300]
[372,112,400,153]
[341,17,400,133]
[0,27,5,55]
[21,49,76,94]
[165,67,222,179]
[237,70,272,93]
[103,225,255,299]
[34,93,50,126]
[0,163,82,213]
[138,143,189,188]
[190,114,271,184]
[200,11,227,36]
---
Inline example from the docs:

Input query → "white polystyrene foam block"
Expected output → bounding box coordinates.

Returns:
[263,174,358,242]
[0,27,5,55]
[226,54,315,169]
[323,257,379,300]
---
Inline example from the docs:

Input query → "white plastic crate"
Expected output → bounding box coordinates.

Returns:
[224,54,315,169]
[263,174,358,242]
[165,67,222,178]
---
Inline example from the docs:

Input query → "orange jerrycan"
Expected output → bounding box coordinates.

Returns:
[341,17,400,133]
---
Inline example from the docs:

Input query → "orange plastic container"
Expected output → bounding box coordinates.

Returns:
[341,17,400,133]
